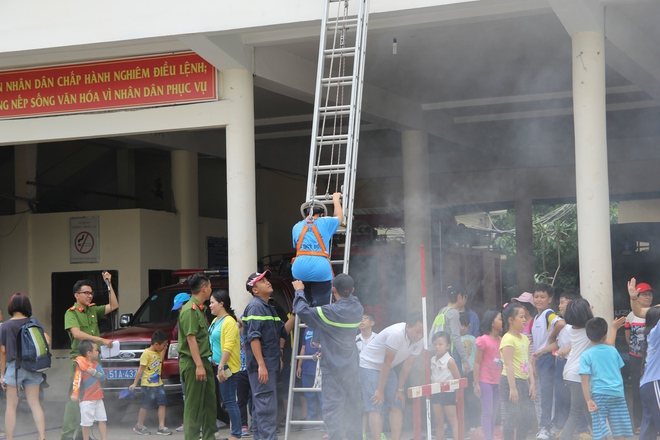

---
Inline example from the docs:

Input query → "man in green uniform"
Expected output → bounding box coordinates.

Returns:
[61,272,118,440]
[178,273,217,440]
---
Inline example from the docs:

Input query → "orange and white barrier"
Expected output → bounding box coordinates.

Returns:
[406,378,468,440]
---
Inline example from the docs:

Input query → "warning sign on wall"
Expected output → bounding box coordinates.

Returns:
[70,217,99,263]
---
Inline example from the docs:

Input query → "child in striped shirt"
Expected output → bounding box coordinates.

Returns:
[71,340,107,440]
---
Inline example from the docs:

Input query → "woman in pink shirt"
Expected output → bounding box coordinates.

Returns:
[473,309,503,440]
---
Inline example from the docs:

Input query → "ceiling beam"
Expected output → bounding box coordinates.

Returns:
[453,100,659,123]
[422,85,640,111]
[252,46,473,149]
[604,6,660,101]
[112,130,228,158]
[179,34,253,72]
[547,0,604,35]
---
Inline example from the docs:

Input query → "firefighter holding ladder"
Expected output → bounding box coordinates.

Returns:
[291,192,343,307]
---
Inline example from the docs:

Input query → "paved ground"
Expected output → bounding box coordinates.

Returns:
[0,399,642,440]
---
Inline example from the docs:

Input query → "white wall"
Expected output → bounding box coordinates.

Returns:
[0,209,186,330]
[0,208,235,401]
[618,200,660,224]
[0,0,472,55]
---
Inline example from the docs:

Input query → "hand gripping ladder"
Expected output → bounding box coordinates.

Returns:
[284,0,370,438]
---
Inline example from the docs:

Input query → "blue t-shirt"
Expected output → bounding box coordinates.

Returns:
[579,344,625,398]
[208,316,226,365]
[291,216,340,282]
[301,327,319,376]
[641,321,660,387]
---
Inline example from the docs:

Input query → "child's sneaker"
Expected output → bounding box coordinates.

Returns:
[176,425,184,432]
[548,424,559,439]
[536,428,550,440]
[134,425,151,436]
[156,427,172,436]
[241,426,250,437]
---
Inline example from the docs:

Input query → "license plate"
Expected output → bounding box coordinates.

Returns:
[105,368,138,380]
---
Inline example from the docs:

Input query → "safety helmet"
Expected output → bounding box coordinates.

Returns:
[300,201,328,218]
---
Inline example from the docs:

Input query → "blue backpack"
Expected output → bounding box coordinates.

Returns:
[16,318,52,373]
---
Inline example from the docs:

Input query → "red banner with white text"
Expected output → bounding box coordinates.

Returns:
[0,52,218,119]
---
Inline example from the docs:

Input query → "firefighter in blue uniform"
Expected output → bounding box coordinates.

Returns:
[243,271,295,440]
[292,274,364,440]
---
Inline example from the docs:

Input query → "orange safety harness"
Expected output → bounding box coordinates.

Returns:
[292,217,332,271]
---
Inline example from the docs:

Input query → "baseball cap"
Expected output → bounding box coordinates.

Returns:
[332,273,354,295]
[445,284,467,296]
[246,270,271,292]
[171,292,191,311]
[637,283,654,294]
[511,292,533,304]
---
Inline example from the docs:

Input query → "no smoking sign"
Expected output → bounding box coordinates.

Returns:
[71,217,99,263]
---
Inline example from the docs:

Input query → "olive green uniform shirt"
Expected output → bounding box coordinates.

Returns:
[177,296,211,360]
[64,304,107,358]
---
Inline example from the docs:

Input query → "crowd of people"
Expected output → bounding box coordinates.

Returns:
[0,196,657,440]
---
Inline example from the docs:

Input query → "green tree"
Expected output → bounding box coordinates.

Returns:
[492,203,618,300]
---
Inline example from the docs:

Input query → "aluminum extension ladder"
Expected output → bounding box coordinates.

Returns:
[284,0,370,438]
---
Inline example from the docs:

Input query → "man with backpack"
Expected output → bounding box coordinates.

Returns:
[429,285,471,376]
[61,272,118,440]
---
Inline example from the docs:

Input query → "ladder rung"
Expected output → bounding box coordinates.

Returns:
[317,133,349,141]
[321,76,354,84]
[324,48,356,58]
[314,169,346,176]
[323,79,353,87]
[309,196,334,203]
[314,164,346,172]
[293,387,322,393]
[295,355,316,360]
[330,259,345,265]
[319,105,351,115]
[288,420,325,426]
[328,17,358,28]
[317,138,349,146]
[319,110,351,116]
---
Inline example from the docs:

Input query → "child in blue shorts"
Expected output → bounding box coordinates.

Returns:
[580,317,633,440]
[129,330,172,435]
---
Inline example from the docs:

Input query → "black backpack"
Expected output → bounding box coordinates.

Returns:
[16,318,52,373]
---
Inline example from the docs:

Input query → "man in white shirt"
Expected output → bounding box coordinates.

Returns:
[359,313,424,440]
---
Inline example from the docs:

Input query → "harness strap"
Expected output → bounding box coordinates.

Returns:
[295,218,329,258]
[293,217,335,277]
[297,250,330,257]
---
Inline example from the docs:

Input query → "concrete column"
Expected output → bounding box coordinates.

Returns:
[117,149,136,209]
[14,144,36,295]
[14,144,37,214]
[171,150,199,268]
[402,130,433,317]
[223,69,257,314]
[572,32,613,320]
[514,176,534,293]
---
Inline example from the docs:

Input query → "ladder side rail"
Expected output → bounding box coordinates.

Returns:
[306,0,333,202]
[340,0,369,274]
[284,314,303,440]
